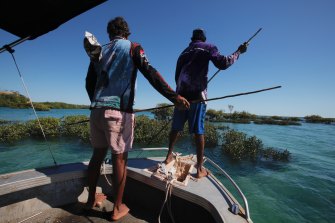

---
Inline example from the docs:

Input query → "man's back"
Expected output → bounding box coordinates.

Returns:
[92,38,135,110]
[176,39,241,101]
[175,41,213,100]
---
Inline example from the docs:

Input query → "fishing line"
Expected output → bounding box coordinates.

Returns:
[5,47,58,166]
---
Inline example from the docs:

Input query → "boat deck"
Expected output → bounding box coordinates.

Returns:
[16,199,150,223]
[126,157,249,223]
[1,156,250,223]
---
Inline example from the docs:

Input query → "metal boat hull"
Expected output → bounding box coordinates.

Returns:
[0,157,250,223]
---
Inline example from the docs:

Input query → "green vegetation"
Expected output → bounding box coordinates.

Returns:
[0,91,28,108]
[254,117,301,126]
[0,123,28,143]
[304,115,334,124]
[134,115,171,144]
[222,129,290,161]
[0,91,89,110]
[26,117,61,137]
[36,102,89,109]
[5,100,335,163]
[206,110,256,123]
[206,109,301,125]
[0,119,11,125]
[0,111,291,162]
[60,115,90,142]
[151,103,174,121]
[9,99,335,164]
[0,116,88,143]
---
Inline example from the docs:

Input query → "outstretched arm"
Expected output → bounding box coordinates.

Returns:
[210,42,247,70]
[132,43,189,109]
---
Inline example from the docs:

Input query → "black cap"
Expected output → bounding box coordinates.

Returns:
[191,28,206,42]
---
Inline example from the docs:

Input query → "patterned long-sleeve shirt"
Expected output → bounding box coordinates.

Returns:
[175,40,241,101]
[86,37,178,112]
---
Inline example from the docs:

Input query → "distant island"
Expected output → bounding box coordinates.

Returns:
[0,91,89,111]
[151,103,335,125]
[1,91,333,125]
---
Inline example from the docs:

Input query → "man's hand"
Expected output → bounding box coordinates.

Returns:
[238,42,248,54]
[175,95,190,110]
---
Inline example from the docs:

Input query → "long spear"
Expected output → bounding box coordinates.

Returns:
[136,85,281,112]
[207,28,262,84]
[65,85,281,126]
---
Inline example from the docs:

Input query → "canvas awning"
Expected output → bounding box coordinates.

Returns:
[0,0,107,53]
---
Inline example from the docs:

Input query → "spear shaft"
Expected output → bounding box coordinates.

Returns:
[136,85,281,113]
[66,85,281,126]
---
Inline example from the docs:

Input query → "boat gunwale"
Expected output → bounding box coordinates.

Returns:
[0,148,251,223]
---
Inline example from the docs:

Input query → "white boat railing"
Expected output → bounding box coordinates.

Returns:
[130,147,251,222]
[204,157,252,222]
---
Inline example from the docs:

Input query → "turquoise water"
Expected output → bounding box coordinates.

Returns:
[0,108,334,223]
[0,107,153,121]
[0,107,91,121]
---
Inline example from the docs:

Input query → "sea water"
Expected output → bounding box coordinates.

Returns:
[0,108,334,223]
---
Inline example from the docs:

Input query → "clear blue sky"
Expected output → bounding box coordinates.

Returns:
[1,0,334,118]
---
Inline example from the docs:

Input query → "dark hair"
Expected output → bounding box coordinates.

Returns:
[191,28,206,42]
[107,16,131,38]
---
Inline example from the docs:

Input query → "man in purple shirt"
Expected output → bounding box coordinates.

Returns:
[164,28,247,178]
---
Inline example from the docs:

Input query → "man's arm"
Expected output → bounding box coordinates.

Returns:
[209,44,241,70]
[209,42,247,70]
[85,62,97,102]
[131,43,189,109]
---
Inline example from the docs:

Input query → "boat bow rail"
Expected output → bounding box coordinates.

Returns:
[204,157,252,223]
[128,147,253,223]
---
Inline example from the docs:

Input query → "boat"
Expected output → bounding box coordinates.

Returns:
[0,1,253,222]
[0,148,252,223]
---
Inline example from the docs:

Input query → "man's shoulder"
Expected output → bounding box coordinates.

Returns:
[195,41,216,49]
[130,41,142,49]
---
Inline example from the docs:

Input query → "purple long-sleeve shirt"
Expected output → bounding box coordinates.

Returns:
[175,40,241,101]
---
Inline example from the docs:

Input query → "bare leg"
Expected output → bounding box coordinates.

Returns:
[195,134,208,178]
[86,147,108,208]
[111,152,129,221]
[164,130,179,164]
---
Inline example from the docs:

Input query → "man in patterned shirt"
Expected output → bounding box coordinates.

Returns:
[85,16,189,220]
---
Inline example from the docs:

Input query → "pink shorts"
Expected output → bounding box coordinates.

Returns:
[90,109,135,154]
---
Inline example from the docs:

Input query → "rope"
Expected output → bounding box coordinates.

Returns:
[158,181,176,223]
[17,212,43,223]
[157,153,194,223]
[167,182,176,223]
[7,48,57,166]
[102,162,112,186]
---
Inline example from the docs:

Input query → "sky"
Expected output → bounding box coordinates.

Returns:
[1,0,334,118]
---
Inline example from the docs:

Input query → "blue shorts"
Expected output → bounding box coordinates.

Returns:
[171,103,207,134]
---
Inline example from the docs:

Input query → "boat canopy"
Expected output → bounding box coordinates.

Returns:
[0,0,107,52]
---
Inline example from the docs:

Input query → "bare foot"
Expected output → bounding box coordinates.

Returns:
[163,153,174,164]
[84,193,107,209]
[196,168,209,179]
[112,203,129,221]
[94,193,107,207]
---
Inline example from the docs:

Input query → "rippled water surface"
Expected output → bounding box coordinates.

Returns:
[1,108,334,223]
